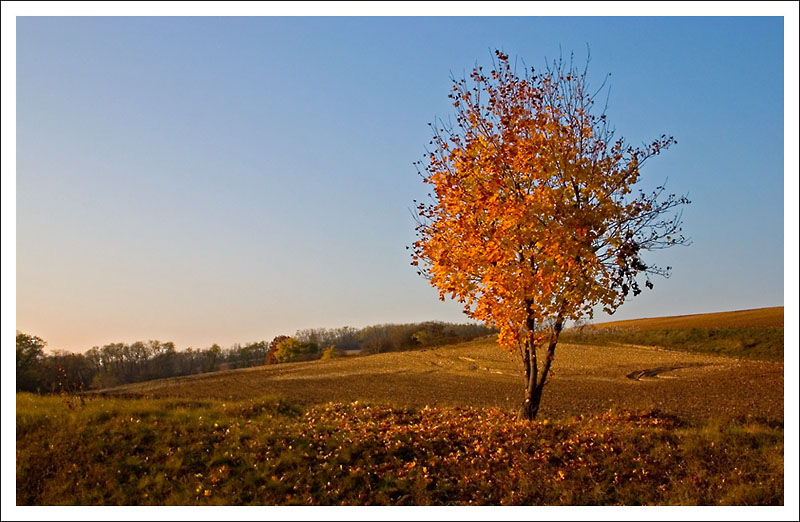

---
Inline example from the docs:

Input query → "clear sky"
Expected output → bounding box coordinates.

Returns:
[11,14,789,353]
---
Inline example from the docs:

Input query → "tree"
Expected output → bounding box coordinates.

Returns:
[266,335,290,365]
[412,51,689,420]
[204,344,222,373]
[272,337,319,363]
[16,332,47,392]
[44,350,93,393]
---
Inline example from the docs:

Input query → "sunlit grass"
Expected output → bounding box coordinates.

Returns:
[16,393,783,505]
[560,307,784,362]
[560,327,784,362]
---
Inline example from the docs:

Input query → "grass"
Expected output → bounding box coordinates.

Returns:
[16,393,783,506]
[560,326,784,362]
[560,306,784,362]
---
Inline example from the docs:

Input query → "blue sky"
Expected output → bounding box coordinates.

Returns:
[12,15,789,352]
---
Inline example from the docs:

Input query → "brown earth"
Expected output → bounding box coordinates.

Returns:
[98,337,784,424]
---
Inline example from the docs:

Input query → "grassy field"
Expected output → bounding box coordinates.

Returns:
[16,307,785,505]
[562,307,784,362]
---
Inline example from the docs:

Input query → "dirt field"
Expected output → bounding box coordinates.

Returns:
[100,337,784,423]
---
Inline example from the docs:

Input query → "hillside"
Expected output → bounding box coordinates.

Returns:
[558,306,784,363]
[591,306,784,330]
[98,335,783,423]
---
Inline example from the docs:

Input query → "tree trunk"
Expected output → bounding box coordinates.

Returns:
[520,382,545,420]
[518,318,563,421]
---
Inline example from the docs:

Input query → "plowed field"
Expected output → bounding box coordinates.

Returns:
[100,337,784,423]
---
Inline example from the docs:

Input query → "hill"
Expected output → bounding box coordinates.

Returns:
[98,335,783,424]
[561,306,784,362]
[591,306,784,330]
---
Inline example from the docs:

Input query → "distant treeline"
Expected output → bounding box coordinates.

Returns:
[16,322,495,393]
[293,321,494,355]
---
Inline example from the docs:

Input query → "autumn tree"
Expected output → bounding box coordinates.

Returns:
[272,337,320,364]
[266,335,290,365]
[412,51,689,420]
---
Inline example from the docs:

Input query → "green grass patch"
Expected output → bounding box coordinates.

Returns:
[16,393,783,505]
[561,327,784,362]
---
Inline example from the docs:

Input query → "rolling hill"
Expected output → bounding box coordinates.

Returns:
[590,306,784,330]
[560,306,784,362]
[97,306,785,424]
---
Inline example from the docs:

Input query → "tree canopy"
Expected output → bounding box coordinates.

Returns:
[412,50,689,419]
